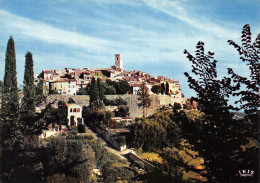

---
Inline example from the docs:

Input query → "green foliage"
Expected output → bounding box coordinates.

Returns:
[116,79,130,94]
[40,105,59,126]
[102,82,116,94]
[35,79,46,104]
[0,37,21,181]
[89,78,105,111]
[78,124,86,133]
[90,77,99,103]
[21,52,36,121]
[104,110,114,125]
[159,146,205,182]
[97,78,105,100]
[183,25,259,182]
[42,137,96,182]
[183,99,193,110]
[103,97,127,106]
[137,82,151,117]
[228,24,259,116]
[83,107,113,127]
[105,79,130,94]
[68,97,75,103]
[90,99,105,111]
[128,106,186,151]
[106,79,115,86]
[160,147,186,181]
[185,110,205,121]
[128,118,168,151]
[116,105,129,117]
[102,161,134,182]
[58,100,67,121]
[1,36,19,124]
[151,84,161,94]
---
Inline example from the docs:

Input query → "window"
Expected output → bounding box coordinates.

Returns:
[70,108,72,112]
[73,108,76,112]
[68,90,70,93]
[77,108,80,112]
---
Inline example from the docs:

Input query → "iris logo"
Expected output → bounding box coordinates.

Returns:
[239,170,254,177]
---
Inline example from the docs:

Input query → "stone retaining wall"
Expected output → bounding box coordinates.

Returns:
[46,94,188,117]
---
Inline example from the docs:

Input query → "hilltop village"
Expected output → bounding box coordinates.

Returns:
[2,23,257,182]
[35,54,184,98]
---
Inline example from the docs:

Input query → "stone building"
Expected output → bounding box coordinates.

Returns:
[115,54,124,70]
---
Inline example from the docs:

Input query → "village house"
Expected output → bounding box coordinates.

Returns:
[66,103,83,126]
[131,83,142,95]
[66,79,77,95]
[49,79,77,95]
[36,54,184,97]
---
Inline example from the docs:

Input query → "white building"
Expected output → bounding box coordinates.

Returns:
[66,103,83,126]
[66,79,77,95]
[132,83,142,95]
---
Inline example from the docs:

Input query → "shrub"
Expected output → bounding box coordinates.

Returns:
[78,124,86,133]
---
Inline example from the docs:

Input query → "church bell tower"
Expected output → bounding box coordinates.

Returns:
[115,54,124,70]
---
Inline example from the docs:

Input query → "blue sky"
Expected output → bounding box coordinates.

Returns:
[0,0,259,97]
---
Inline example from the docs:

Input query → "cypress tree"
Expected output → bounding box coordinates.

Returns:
[97,78,104,101]
[21,52,36,120]
[1,37,19,140]
[161,83,165,95]
[1,36,19,120]
[90,77,99,104]
[166,82,169,95]
[0,36,20,181]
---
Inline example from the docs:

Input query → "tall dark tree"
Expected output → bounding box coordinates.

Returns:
[1,37,19,140]
[35,79,46,104]
[0,37,21,182]
[227,25,260,181]
[183,35,259,182]
[1,36,19,120]
[161,83,165,95]
[137,82,151,117]
[227,24,260,117]
[97,78,104,100]
[21,52,36,120]
[89,77,99,104]
[166,82,169,95]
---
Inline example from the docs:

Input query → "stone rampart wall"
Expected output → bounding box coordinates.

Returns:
[46,94,188,117]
